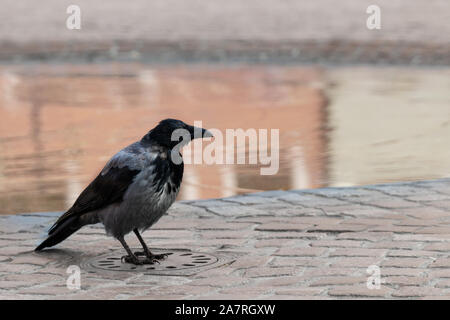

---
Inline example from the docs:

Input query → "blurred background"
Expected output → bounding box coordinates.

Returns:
[0,0,449,214]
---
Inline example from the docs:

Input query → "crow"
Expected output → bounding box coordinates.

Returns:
[35,119,212,265]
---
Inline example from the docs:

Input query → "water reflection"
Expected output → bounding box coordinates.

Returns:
[0,64,449,214]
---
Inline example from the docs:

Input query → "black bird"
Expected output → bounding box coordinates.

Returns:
[35,119,212,265]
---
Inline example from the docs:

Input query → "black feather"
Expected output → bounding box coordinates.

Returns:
[48,166,139,235]
[150,154,183,194]
[35,216,82,251]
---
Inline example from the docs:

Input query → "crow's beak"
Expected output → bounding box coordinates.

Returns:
[202,128,213,138]
[189,125,213,139]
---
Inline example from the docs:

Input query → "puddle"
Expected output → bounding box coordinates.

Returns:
[0,63,449,214]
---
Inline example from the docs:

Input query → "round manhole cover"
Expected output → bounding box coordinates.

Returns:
[84,249,230,276]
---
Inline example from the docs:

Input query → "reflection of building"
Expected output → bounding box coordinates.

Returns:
[0,64,327,214]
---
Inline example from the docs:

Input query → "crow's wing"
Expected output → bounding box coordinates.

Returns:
[48,144,154,234]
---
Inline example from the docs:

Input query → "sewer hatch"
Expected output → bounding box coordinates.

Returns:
[83,248,232,276]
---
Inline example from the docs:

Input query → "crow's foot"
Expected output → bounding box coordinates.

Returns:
[134,251,171,261]
[121,255,145,265]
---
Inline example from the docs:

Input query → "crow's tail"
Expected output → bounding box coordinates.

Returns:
[35,215,82,251]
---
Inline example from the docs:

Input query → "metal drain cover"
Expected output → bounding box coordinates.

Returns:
[84,249,230,276]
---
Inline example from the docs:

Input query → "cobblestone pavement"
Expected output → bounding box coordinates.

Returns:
[1,179,450,299]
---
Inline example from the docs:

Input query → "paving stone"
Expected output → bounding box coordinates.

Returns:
[421,295,450,300]
[337,232,393,242]
[400,207,449,220]
[255,276,306,287]
[252,190,288,198]
[264,294,330,300]
[188,276,248,287]
[279,192,349,207]
[435,279,450,289]
[189,199,229,208]
[244,267,297,278]
[334,208,395,218]
[309,276,367,287]
[301,267,361,277]
[256,232,325,240]
[229,256,272,269]
[419,226,450,234]
[270,257,324,267]
[392,287,444,298]
[216,286,274,295]
[274,247,327,257]
[199,293,257,300]
[255,223,312,232]
[329,248,386,257]
[367,185,429,197]
[18,286,73,296]
[380,268,428,277]
[289,217,342,225]
[368,226,421,233]
[429,269,450,278]
[429,200,450,210]
[0,263,42,274]
[423,243,450,251]
[273,288,324,296]
[359,197,422,209]
[381,257,431,268]
[406,194,450,202]
[392,219,435,227]
[310,240,366,248]
[308,224,368,233]
[200,230,250,239]
[11,255,54,266]
[0,280,34,289]
[0,255,11,262]
[254,239,296,248]
[222,196,274,205]
[386,250,438,258]
[304,187,379,199]
[206,206,267,217]
[368,241,421,250]
[133,294,186,300]
[384,276,429,286]
[330,257,381,268]
[328,285,392,298]
[393,234,450,241]
[0,179,449,299]
[194,221,254,231]
[430,258,450,268]
[195,238,248,248]
[0,246,33,256]
[155,285,216,296]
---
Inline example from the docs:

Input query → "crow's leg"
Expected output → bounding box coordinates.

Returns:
[133,228,169,262]
[118,236,147,265]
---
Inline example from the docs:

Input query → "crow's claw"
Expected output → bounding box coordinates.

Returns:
[134,251,171,261]
[121,255,144,265]
[141,257,160,264]
[152,253,170,260]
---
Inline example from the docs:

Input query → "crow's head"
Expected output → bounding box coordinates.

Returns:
[144,118,212,149]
